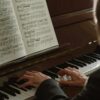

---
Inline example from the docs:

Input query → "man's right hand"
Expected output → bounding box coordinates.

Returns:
[58,67,88,87]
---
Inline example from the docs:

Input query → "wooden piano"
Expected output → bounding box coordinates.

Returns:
[0,0,99,100]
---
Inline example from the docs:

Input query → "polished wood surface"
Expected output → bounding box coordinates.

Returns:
[47,0,93,17]
[0,0,98,78]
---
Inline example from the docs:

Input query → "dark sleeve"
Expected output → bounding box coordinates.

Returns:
[72,69,100,100]
[35,79,69,100]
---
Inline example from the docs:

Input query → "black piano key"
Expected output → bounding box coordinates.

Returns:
[67,62,79,69]
[84,55,97,61]
[48,67,61,73]
[0,91,9,99]
[13,84,27,91]
[57,62,79,69]
[8,77,27,85]
[7,82,27,91]
[8,77,27,91]
[84,55,96,62]
[68,59,86,67]
[56,63,69,69]
[0,86,16,96]
[26,86,34,90]
[15,79,34,90]
[94,53,100,59]
[17,79,27,85]
[87,53,100,60]
[4,83,21,94]
[76,55,95,64]
[0,96,4,100]
[95,53,100,55]
[43,70,58,78]
[8,77,18,83]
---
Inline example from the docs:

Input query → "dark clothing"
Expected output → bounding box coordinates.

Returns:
[35,79,68,100]
[35,69,100,100]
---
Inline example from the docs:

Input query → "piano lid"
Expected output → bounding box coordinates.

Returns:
[0,0,98,76]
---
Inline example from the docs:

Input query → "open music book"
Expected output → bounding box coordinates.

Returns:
[0,0,59,65]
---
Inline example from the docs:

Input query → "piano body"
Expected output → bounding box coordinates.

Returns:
[0,0,99,100]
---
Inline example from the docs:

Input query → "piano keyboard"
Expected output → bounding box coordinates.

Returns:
[0,77,36,100]
[1,52,100,100]
[0,87,35,100]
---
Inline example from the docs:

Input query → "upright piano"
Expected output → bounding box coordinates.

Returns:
[0,0,99,100]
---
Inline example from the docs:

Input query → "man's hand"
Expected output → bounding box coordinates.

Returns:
[18,71,51,88]
[58,67,88,87]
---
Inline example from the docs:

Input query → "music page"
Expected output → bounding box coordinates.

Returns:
[0,0,26,65]
[12,0,59,55]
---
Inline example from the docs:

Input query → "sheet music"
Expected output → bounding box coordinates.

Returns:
[12,0,59,55]
[0,0,26,65]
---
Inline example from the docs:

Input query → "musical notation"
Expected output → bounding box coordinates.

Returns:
[0,0,26,65]
[13,0,58,54]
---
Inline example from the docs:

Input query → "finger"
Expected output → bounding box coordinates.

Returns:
[31,71,44,76]
[25,71,38,75]
[71,67,80,72]
[58,69,67,75]
[58,67,73,75]
[19,81,33,88]
[66,67,73,70]
[68,67,80,73]
[64,68,80,76]
[18,74,31,81]
[31,70,39,73]
[59,68,75,76]
[65,67,77,71]
[59,80,79,86]
[24,71,33,75]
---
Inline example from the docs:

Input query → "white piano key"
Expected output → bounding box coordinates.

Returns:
[79,59,100,75]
